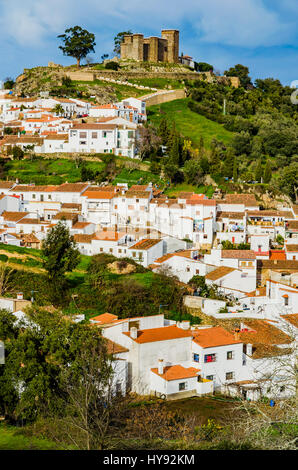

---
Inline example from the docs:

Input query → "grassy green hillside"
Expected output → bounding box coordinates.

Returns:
[148,98,234,148]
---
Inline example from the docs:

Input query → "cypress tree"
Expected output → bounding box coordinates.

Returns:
[263,160,272,184]
[255,159,263,182]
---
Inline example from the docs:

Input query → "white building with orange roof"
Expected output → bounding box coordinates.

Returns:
[152,249,209,283]
[81,188,116,225]
[101,314,195,395]
[128,238,163,267]
[191,326,245,392]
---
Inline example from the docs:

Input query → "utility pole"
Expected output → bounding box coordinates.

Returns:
[223,98,226,116]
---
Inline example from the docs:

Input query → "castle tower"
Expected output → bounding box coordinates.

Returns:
[132,34,144,61]
[161,30,179,63]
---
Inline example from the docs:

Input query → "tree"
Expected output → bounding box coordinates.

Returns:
[263,160,272,184]
[114,31,132,56]
[58,26,96,67]
[12,146,24,160]
[232,156,238,182]
[196,62,214,72]
[278,162,298,201]
[51,104,64,116]
[105,61,119,71]
[255,159,263,182]
[183,159,204,185]
[224,64,252,89]
[3,77,14,89]
[42,221,80,305]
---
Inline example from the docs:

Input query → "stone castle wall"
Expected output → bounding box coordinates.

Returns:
[121,30,179,64]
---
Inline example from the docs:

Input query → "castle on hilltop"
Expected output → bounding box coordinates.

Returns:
[120,30,179,64]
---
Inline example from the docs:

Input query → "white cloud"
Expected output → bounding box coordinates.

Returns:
[0,0,296,48]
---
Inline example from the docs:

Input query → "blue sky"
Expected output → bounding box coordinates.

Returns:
[0,0,298,85]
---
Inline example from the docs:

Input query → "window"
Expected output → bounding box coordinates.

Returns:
[204,353,216,363]
[132,252,136,258]
[48,195,52,200]
[79,132,87,138]
[118,249,122,254]
[100,248,103,252]
[179,382,186,391]
[226,372,234,381]
[284,297,289,306]
[186,267,190,272]
[206,375,214,381]
[227,351,234,360]
[109,248,113,253]
[91,132,97,139]
[193,353,200,363]
[103,132,107,138]
[80,141,87,145]
[32,194,36,199]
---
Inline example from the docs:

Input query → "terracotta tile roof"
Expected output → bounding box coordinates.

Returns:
[83,190,115,200]
[239,320,292,347]
[123,325,192,344]
[10,185,57,192]
[73,233,95,244]
[72,221,92,229]
[221,250,256,259]
[16,218,40,224]
[125,190,151,199]
[151,365,200,381]
[130,185,149,191]
[105,338,128,355]
[186,198,216,206]
[91,313,119,324]
[61,203,82,210]
[258,260,298,270]
[245,286,267,297]
[155,250,193,263]
[128,238,161,251]
[21,233,40,243]
[216,211,245,220]
[72,123,117,130]
[44,134,68,140]
[269,250,286,260]
[285,244,298,252]
[280,314,298,328]
[1,211,26,222]
[205,266,235,281]
[192,326,242,348]
[52,212,78,221]
[286,220,298,230]
[94,231,126,241]
[0,181,15,189]
[222,194,258,205]
[55,183,89,193]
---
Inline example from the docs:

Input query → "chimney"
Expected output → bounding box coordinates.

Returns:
[180,321,190,330]
[246,343,253,356]
[17,292,23,300]
[234,329,240,341]
[130,327,137,340]
[158,359,164,375]
[240,322,245,331]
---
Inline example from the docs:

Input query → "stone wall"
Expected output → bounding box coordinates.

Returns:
[142,89,186,106]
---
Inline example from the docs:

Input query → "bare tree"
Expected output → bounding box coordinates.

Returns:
[0,262,13,296]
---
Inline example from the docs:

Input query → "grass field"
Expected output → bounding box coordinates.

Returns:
[164,183,215,198]
[72,79,146,100]
[0,424,62,450]
[148,98,234,149]
[1,158,105,185]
